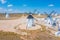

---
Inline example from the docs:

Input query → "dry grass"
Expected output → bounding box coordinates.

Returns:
[26,29,60,40]
[26,25,60,40]
[0,14,26,20]
[0,14,60,40]
[0,31,23,40]
[0,25,60,40]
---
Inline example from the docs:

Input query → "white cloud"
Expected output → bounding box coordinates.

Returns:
[7,4,13,7]
[48,4,54,7]
[23,4,27,7]
[0,0,7,4]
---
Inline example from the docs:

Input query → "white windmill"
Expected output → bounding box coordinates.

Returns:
[44,10,57,27]
[55,22,60,37]
[5,12,9,18]
[5,4,13,19]
[27,14,34,27]
[27,9,37,28]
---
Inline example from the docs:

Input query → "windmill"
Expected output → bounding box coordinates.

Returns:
[55,22,60,36]
[44,10,57,27]
[37,11,40,16]
[27,9,37,27]
[5,12,9,18]
[5,4,13,19]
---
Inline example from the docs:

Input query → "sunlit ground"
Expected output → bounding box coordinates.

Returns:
[0,14,60,40]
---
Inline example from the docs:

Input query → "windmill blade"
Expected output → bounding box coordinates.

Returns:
[33,9,37,14]
[28,9,37,15]
[51,11,57,17]
[54,11,57,14]
[29,11,33,15]
[44,12,49,18]
[44,12,48,15]
[44,12,48,17]
[49,10,55,15]
[37,11,40,14]
[54,12,58,16]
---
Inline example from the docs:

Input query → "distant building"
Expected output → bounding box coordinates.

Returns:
[5,13,9,18]
[27,14,34,27]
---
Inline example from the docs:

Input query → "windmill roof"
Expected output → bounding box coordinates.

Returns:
[27,15,34,19]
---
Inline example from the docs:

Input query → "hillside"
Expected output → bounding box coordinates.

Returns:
[0,31,23,40]
[27,29,60,40]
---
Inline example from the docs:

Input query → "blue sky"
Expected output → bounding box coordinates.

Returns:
[0,0,60,13]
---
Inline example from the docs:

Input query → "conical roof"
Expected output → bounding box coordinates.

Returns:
[27,15,34,19]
